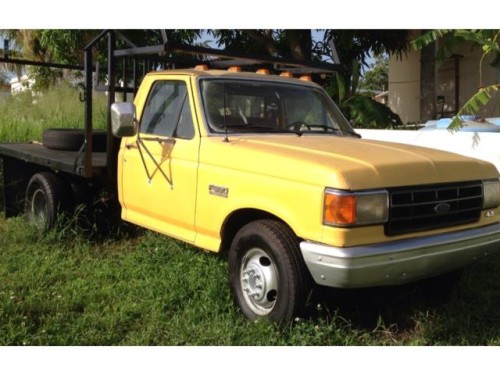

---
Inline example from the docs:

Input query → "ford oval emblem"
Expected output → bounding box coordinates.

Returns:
[434,202,451,214]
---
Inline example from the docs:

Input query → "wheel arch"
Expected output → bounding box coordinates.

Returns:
[220,208,298,254]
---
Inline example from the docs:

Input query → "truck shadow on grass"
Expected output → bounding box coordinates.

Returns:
[309,271,463,331]
[308,259,500,344]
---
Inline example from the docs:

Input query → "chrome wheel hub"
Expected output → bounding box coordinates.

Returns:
[240,248,278,315]
[31,189,48,228]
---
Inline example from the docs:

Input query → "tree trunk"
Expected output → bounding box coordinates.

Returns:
[284,30,312,60]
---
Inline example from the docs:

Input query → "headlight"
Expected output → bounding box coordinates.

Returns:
[483,179,500,209]
[323,188,389,227]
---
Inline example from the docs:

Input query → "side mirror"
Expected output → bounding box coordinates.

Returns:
[111,102,137,137]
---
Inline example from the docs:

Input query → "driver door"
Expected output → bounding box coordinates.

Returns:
[120,78,199,243]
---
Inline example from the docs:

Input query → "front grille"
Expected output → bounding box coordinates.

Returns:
[385,182,483,236]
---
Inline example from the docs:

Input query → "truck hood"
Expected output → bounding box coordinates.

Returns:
[202,135,499,190]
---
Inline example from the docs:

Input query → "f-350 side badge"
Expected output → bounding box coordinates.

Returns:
[209,184,229,198]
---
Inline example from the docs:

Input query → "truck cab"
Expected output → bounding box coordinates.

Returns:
[112,67,500,321]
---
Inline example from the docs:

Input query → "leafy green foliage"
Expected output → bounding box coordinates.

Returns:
[327,55,401,129]
[359,55,389,92]
[342,94,402,129]
[411,29,454,62]
[449,84,500,131]
[210,30,314,60]
[211,30,279,56]
[319,31,407,129]
[0,30,203,89]
[412,29,500,69]
[322,30,410,68]
[37,30,99,64]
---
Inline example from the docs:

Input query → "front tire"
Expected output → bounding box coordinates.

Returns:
[228,220,310,322]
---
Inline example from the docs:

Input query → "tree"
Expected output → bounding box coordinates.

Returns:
[210,29,410,127]
[0,29,204,89]
[319,30,409,128]
[412,30,500,131]
[0,29,411,128]
[1,29,78,88]
[210,29,314,60]
[359,55,389,92]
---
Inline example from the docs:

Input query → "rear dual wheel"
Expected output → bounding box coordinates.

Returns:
[25,172,70,231]
[228,220,310,322]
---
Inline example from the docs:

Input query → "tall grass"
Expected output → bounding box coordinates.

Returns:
[0,84,107,143]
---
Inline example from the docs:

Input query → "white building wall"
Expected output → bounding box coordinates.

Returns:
[388,50,421,124]
[388,37,500,125]
[457,44,500,118]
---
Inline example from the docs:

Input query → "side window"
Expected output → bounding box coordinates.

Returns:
[140,81,195,139]
[176,98,195,139]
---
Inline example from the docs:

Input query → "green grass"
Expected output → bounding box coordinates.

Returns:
[1,216,500,345]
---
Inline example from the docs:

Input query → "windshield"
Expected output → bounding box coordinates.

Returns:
[200,79,356,136]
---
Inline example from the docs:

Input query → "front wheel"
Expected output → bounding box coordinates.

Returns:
[228,220,310,322]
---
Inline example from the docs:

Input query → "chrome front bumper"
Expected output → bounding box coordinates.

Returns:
[300,223,500,288]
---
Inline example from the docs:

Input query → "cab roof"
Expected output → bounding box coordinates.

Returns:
[146,68,321,87]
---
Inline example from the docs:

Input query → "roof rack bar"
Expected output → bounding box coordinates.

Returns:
[0,57,84,71]
[114,42,342,73]
[114,30,138,48]
[84,29,110,51]
[114,44,166,57]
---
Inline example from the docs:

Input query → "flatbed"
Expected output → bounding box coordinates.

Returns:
[0,142,107,176]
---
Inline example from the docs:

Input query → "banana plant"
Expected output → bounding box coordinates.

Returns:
[327,59,402,129]
[448,84,500,132]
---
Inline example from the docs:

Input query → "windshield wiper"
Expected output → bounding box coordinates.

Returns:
[304,125,362,138]
[217,124,303,136]
[340,129,362,138]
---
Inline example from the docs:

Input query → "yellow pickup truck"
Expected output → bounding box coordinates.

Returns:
[110,67,500,321]
[1,31,500,322]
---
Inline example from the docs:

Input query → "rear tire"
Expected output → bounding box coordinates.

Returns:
[25,172,71,231]
[228,220,311,322]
